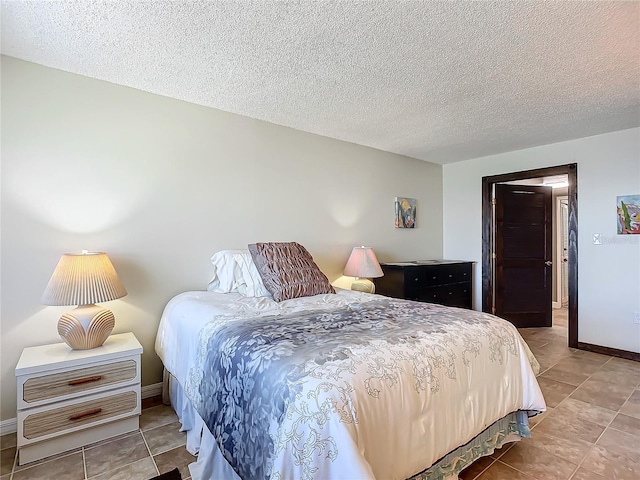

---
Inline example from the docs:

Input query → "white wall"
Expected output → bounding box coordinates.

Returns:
[0,56,443,421]
[443,128,640,353]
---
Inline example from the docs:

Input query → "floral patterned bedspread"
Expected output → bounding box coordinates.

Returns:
[182,297,545,480]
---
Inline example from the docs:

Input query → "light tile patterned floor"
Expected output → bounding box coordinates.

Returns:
[1,309,638,480]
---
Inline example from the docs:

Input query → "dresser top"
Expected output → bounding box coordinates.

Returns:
[382,259,473,267]
[15,332,143,376]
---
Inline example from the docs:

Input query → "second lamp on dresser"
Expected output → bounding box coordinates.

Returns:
[374,260,473,309]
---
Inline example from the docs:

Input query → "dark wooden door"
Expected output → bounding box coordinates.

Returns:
[495,184,552,328]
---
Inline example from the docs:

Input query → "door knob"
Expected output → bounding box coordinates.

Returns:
[545,261,553,266]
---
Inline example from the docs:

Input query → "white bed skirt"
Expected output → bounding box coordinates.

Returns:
[170,374,241,480]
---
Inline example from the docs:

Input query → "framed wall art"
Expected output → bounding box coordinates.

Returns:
[617,194,640,234]
[394,197,416,228]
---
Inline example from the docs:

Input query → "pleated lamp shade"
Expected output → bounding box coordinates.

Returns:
[42,251,127,350]
[344,246,383,293]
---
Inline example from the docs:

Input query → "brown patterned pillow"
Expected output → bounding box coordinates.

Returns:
[248,242,335,302]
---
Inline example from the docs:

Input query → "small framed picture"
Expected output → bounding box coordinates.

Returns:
[395,197,416,229]
[617,194,640,234]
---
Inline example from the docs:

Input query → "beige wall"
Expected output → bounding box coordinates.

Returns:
[443,128,640,353]
[0,56,443,422]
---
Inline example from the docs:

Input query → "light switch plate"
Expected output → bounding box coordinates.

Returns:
[593,233,602,245]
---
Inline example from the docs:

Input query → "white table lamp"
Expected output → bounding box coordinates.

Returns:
[41,251,127,350]
[344,246,383,293]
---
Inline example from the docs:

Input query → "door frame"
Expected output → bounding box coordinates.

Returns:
[482,164,578,348]
[555,195,569,309]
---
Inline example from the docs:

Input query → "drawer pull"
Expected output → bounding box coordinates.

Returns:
[69,408,102,421]
[68,375,103,386]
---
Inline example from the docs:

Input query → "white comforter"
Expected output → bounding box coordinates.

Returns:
[156,290,545,480]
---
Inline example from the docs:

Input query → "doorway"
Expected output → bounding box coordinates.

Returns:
[482,164,578,348]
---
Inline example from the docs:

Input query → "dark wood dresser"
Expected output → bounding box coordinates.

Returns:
[374,260,473,309]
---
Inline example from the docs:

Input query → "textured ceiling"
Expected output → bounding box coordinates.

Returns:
[2,1,639,164]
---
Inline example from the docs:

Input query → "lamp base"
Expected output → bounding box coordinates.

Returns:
[57,304,115,350]
[351,278,375,294]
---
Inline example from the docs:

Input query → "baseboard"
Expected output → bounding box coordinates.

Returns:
[0,418,17,436]
[1,382,164,437]
[578,342,640,362]
[141,382,163,399]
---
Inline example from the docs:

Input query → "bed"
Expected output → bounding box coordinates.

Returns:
[155,244,546,480]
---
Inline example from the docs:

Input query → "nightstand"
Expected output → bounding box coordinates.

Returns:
[15,332,142,465]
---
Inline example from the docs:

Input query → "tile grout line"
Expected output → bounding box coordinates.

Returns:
[82,447,88,480]
[565,464,580,480]
[140,428,160,476]
[470,457,497,480]
[494,459,535,478]
[9,445,17,480]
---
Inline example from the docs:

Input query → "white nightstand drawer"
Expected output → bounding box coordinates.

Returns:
[22,359,137,405]
[19,385,140,444]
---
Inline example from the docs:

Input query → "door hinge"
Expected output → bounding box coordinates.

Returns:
[492,198,497,205]
[492,253,496,259]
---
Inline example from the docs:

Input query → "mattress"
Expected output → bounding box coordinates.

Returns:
[156,289,546,480]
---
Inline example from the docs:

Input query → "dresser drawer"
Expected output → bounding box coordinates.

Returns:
[19,387,139,443]
[415,286,440,303]
[440,263,472,285]
[437,283,472,309]
[407,266,441,287]
[415,283,471,308]
[19,358,138,408]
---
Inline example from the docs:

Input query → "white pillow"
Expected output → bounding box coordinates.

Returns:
[233,251,272,297]
[207,250,271,297]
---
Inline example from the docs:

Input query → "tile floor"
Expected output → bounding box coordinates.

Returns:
[1,308,638,480]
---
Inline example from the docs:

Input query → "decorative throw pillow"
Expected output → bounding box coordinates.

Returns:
[248,242,335,302]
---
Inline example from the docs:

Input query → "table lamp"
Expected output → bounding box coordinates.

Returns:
[344,246,383,293]
[41,251,127,350]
